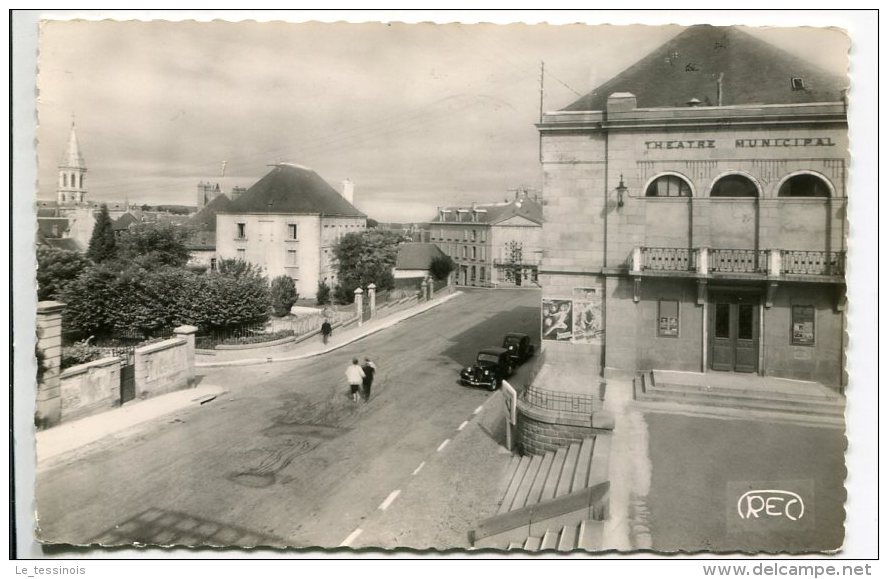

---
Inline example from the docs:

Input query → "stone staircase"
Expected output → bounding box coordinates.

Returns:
[469,436,611,551]
[633,371,845,427]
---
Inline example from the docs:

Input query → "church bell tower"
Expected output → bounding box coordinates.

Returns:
[57,120,87,206]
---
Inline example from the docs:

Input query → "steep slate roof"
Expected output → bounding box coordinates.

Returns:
[562,25,848,111]
[37,217,69,238]
[112,212,140,231]
[433,197,544,226]
[225,164,365,217]
[36,230,83,252]
[188,193,232,232]
[60,122,86,169]
[395,243,447,270]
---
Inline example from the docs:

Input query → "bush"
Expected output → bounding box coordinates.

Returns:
[37,246,91,300]
[316,281,332,305]
[429,255,455,281]
[60,339,102,370]
[60,262,271,338]
[220,329,295,346]
[270,276,298,317]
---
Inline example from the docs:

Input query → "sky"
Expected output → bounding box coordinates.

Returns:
[35,17,850,222]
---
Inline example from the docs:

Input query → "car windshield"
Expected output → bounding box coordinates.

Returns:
[477,353,500,364]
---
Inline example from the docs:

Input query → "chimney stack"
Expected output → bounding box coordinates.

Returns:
[341,179,355,205]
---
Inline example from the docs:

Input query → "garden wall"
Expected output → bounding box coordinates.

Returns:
[59,356,121,422]
[135,337,193,398]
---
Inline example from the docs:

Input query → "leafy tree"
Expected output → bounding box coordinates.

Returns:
[116,222,191,268]
[217,257,264,279]
[332,230,401,303]
[36,246,90,300]
[86,204,116,262]
[366,218,379,228]
[270,276,298,317]
[429,254,455,282]
[316,281,332,305]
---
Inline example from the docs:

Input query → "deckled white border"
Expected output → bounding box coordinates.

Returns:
[10,8,879,565]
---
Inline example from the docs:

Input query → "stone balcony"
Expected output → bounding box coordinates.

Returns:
[630,246,846,283]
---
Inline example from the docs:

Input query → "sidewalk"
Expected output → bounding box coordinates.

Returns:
[35,383,226,467]
[195,290,463,368]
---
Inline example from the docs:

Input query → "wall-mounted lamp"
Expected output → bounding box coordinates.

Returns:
[616,174,628,208]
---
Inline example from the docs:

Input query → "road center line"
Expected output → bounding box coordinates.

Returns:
[412,462,425,475]
[437,439,450,452]
[340,528,363,547]
[378,489,401,511]
[474,405,484,415]
[458,421,469,431]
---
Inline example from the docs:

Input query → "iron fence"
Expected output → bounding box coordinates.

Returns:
[522,384,601,415]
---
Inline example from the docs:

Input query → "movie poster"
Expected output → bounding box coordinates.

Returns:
[572,287,604,343]
[542,298,573,341]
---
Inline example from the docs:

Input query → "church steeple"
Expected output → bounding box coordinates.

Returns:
[57,119,87,205]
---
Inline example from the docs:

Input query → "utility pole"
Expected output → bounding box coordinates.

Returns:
[539,61,545,163]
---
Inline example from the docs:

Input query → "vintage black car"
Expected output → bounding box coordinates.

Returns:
[459,347,513,391]
[502,333,535,365]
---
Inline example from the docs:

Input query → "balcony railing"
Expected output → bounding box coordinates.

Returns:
[633,247,845,278]
[640,247,694,272]
[522,384,601,415]
[709,249,769,274]
[782,250,845,276]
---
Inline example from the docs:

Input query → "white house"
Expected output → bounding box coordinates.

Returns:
[215,163,366,299]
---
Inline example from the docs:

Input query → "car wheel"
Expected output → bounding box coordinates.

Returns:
[490,380,498,391]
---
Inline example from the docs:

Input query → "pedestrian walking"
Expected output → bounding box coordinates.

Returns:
[361,357,377,402]
[345,358,365,403]
[321,320,333,344]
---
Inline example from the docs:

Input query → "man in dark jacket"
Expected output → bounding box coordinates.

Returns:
[321,320,333,344]
[361,357,377,402]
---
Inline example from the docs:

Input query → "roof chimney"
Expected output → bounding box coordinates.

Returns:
[341,179,355,205]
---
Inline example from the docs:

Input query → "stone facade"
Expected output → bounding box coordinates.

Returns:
[538,96,848,389]
[516,401,613,456]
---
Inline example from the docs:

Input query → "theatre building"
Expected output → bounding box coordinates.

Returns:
[536,26,848,390]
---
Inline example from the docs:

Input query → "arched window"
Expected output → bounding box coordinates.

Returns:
[710,174,758,197]
[62,174,67,188]
[645,174,692,197]
[778,174,831,197]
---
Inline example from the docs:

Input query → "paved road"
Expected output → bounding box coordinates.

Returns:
[36,288,540,549]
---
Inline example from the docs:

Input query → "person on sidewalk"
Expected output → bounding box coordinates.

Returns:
[361,357,377,402]
[321,320,333,344]
[345,358,365,403]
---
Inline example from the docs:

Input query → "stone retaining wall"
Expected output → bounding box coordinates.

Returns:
[135,337,193,399]
[516,398,614,456]
[59,356,121,422]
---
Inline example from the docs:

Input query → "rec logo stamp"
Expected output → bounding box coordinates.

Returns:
[727,480,815,534]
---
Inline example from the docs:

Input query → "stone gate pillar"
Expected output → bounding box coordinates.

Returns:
[354,287,364,327]
[367,283,376,319]
[174,325,198,386]
[35,301,65,429]
[420,278,428,302]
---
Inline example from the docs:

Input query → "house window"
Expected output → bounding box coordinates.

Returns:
[236,223,246,239]
[470,266,476,281]
[236,248,246,260]
[288,224,298,240]
[791,77,805,90]
[472,246,477,259]
[646,175,692,197]
[481,230,486,242]
[210,258,217,272]
[464,230,468,241]
[480,266,486,282]
[710,175,758,197]
[657,300,680,337]
[286,249,299,267]
[778,174,831,198]
[791,305,815,345]
[461,246,467,259]
[472,229,477,241]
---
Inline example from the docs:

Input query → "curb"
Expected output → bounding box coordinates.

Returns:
[36,384,227,466]
[195,291,463,368]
